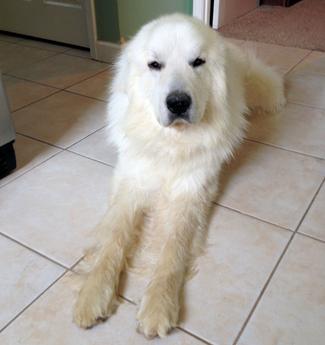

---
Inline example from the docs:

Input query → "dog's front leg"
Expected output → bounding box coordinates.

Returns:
[137,194,210,338]
[74,180,142,328]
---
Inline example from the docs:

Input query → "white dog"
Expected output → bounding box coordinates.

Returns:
[73,14,285,338]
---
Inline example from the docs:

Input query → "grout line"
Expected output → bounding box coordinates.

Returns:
[295,177,325,233]
[296,231,325,245]
[244,138,325,161]
[67,149,115,169]
[70,256,87,271]
[294,177,325,233]
[283,100,325,114]
[15,132,62,149]
[232,231,295,345]
[119,295,136,305]
[213,202,294,234]
[285,50,312,76]
[0,124,113,190]
[64,89,109,103]
[0,249,85,334]
[11,89,62,113]
[118,295,213,344]
[176,327,213,345]
[289,101,325,112]
[64,124,109,150]
[232,176,325,345]
[286,100,325,112]
[4,73,62,91]
[5,55,110,94]
[0,148,62,189]
[0,269,68,333]
[63,88,108,103]
[62,66,111,91]
[5,50,63,74]
[0,232,69,270]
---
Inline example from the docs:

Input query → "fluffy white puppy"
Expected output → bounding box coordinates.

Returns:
[74,13,285,338]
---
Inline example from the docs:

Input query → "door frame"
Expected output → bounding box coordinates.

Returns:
[85,0,216,63]
[85,0,121,62]
[193,0,213,25]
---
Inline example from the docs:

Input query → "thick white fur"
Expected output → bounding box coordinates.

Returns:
[73,14,285,338]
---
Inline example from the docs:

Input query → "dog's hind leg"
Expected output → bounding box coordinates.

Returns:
[244,53,286,113]
[73,178,143,329]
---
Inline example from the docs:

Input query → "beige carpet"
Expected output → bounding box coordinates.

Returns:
[219,0,325,51]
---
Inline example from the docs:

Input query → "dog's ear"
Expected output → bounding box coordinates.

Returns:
[209,35,229,112]
[107,45,130,146]
[110,44,130,95]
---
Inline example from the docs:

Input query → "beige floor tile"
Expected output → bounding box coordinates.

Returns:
[238,234,325,345]
[243,41,310,73]
[217,141,325,229]
[0,271,202,345]
[286,72,325,110]
[247,103,325,159]
[119,206,290,345]
[0,135,61,187]
[0,151,114,267]
[10,53,108,88]
[0,43,55,73]
[17,38,69,52]
[291,51,325,76]
[299,183,325,241]
[64,48,91,59]
[13,91,109,148]
[3,75,58,111]
[69,127,118,166]
[0,235,64,330]
[67,69,112,101]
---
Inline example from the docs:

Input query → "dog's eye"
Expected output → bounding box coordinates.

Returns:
[148,61,162,70]
[191,58,206,68]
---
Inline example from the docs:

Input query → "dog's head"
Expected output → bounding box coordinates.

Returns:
[112,14,226,129]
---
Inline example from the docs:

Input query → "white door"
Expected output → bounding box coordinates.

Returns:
[0,0,89,47]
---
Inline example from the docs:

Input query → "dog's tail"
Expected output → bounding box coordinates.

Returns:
[228,42,286,114]
[245,52,286,113]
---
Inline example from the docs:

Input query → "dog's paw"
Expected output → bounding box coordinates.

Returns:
[73,279,118,329]
[136,292,179,338]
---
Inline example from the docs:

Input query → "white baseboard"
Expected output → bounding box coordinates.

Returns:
[95,40,120,63]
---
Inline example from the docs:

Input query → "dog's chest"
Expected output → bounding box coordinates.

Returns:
[119,145,220,199]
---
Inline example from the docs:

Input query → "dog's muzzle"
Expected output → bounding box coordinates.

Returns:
[166,91,192,124]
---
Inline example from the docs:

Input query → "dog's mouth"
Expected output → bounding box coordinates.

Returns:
[164,111,192,127]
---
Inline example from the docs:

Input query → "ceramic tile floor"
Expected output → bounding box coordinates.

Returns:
[0,34,324,345]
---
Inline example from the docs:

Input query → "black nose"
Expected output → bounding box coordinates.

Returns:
[166,91,192,115]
